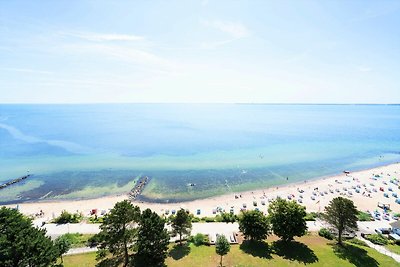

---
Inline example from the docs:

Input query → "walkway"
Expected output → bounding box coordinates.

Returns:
[66,247,97,256]
[357,234,400,263]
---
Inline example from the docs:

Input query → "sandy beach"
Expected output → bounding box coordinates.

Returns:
[5,163,400,221]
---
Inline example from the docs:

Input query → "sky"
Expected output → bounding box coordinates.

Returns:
[0,0,399,104]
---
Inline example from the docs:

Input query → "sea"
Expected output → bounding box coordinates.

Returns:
[1,104,400,204]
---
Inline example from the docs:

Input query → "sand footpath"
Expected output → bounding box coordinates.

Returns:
[5,163,400,221]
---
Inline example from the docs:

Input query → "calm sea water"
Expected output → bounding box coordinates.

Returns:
[1,104,400,204]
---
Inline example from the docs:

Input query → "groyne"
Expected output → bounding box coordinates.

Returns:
[128,176,149,200]
[0,174,31,190]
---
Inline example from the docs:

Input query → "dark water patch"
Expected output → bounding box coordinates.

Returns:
[0,170,140,204]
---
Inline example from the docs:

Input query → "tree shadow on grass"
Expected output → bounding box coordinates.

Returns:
[271,240,318,264]
[239,240,272,259]
[331,243,379,267]
[169,243,191,260]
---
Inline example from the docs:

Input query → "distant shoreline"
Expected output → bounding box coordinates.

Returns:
[5,162,400,221]
[2,158,399,206]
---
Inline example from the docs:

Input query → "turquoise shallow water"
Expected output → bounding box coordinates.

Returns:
[0,104,400,204]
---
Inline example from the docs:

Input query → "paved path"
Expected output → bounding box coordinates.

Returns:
[40,223,100,238]
[357,234,400,263]
[66,247,97,256]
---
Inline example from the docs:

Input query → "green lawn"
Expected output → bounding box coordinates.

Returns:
[62,252,97,267]
[386,243,400,255]
[62,233,94,248]
[63,234,399,267]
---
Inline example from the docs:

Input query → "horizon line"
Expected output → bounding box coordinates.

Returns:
[0,102,399,105]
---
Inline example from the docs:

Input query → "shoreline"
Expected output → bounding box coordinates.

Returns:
[5,158,398,206]
[4,162,400,219]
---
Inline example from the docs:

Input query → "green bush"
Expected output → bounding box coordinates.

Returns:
[357,211,372,221]
[365,234,388,245]
[191,216,201,223]
[220,212,237,223]
[304,212,319,221]
[318,228,334,240]
[88,234,102,247]
[348,238,369,247]
[191,233,209,246]
[201,216,216,222]
[88,216,104,223]
[53,210,83,224]
[215,215,223,222]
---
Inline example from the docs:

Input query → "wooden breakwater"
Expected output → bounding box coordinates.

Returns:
[0,174,31,190]
[128,176,149,200]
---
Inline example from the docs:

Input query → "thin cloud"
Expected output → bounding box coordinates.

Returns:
[2,67,53,74]
[351,3,400,22]
[200,38,237,49]
[201,19,250,39]
[358,66,372,72]
[200,0,209,6]
[62,43,178,73]
[61,31,145,42]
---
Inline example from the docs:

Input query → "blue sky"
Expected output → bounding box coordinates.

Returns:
[0,0,399,103]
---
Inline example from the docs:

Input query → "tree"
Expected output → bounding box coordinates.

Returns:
[53,210,83,224]
[95,200,140,267]
[323,197,358,245]
[135,209,170,267]
[54,234,71,263]
[238,210,270,241]
[268,198,308,241]
[0,207,58,267]
[171,208,192,245]
[215,234,230,267]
